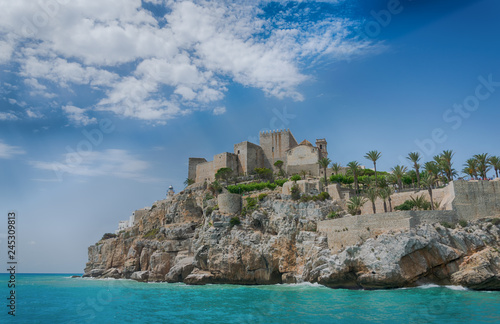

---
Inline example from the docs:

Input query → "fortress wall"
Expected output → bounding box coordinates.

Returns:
[260,130,298,170]
[218,193,242,214]
[360,187,447,214]
[234,141,263,175]
[410,210,458,226]
[196,161,215,183]
[282,179,322,195]
[286,145,320,176]
[452,180,500,220]
[318,212,413,250]
[188,158,207,181]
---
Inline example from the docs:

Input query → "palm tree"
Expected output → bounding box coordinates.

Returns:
[347,161,361,193]
[463,158,479,180]
[300,169,308,180]
[488,156,500,178]
[184,178,195,187]
[391,165,408,191]
[407,152,422,188]
[378,187,388,213]
[331,162,342,175]
[347,196,368,215]
[317,157,332,187]
[365,188,378,214]
[440,150,455,182]
[474,153,491,179]
[384,186,394,212]
[364,150,382,188]
[422,161,440,210]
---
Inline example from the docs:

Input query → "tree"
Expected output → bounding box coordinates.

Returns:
[347,196,368,215]
[364,151,381,188]
[184,178,195,187]
[274,160,284,176]
[384,186,394,212]
[215,167,233,183]
[365,188,378,214]
[391,165,408,191]
[300,170,308,179]
[331,162,342,175]
[290,174,301,182]
[488,156,500,178]
[208,181,222,197]
[422,161,440,210]
[254,167,273,180]
[463,158,478,180]
[317,157,332,187]
[347,161,361,193]
[440,150,455,182]
[378,187,388,213]
[473,153,491,179]
[407,152,422,189]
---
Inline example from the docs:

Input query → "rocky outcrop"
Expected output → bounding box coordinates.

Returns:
[84,185,500,290]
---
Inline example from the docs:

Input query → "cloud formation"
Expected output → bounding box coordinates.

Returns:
[0,0,373,123]
[0,140,25,159]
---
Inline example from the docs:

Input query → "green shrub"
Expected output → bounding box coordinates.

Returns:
[491,218,500,225]
[204,193,214,201]
[440,222,455,229]
[101,233,117,240]
[290,174,301,182]
[318,191,330,201]
[258,193,268,201]
[290,185,300,201]
[227,181,277,194]
[395,200,416,211]
[327,211,340,219]
[206,207,214,216]
[275,179,288,187]
[123,231,131,239]
[143,228,159,239]
[230,217,241,226]
[458,219,468,227]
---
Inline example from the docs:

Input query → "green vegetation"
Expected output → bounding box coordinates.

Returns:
[101,233,117,240]
[184,178,195,187]
[205,206,214,216]
[274,160,284,176]
[258,193,268,201]
[227,181,277,194]
[230,217,241,226]
[491,218,500,226]
[347,196,367,215]
[394,200,415,211]
[290,185,300,201]
[275,178,288,187]
[364,151,381,188]
[254,167,273,180]
[440,222,455,229]
[317,157,332,186]
[458,220,468,227]
[215,167,233,183]
[299,191,330,203]
[290,174,301,182]
[143,228,159,239]
[327,211,340,219]
[241,197,258,216]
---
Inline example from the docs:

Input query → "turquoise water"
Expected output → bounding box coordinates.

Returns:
[1,274,499,323]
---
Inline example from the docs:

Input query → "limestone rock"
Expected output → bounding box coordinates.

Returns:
[131,271,149,282]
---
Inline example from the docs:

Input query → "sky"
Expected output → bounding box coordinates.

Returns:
[1,0,499,273]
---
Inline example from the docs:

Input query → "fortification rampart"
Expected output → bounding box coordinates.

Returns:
[319,180,500,251]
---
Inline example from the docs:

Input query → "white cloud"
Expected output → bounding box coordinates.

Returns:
[212,106,226,115]
[62,105,97,126]
[30,149,152,182]
[0,140,25,159]
[26,109,44,119]
[0,0,376,123]
[0,112,18,121]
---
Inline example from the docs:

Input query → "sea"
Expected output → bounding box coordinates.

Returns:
[1,274,499,323]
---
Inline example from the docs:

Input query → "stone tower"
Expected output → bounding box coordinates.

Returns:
[315,139,328,159]
[259,129,298,170]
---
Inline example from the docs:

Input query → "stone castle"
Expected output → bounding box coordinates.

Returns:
[188,129,328,183]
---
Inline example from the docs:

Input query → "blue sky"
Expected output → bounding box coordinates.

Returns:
[1,0,499,273]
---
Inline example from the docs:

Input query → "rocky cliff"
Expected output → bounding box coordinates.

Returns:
[84,185,500,290]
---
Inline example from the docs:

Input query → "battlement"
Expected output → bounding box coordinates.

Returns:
[259,129,292,136]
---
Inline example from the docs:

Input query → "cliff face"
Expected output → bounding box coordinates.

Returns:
[84,186,500,290]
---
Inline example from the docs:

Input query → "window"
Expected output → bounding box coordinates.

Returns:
[237,150,240,154]
[272,147,274,152]
[320,145,322,149]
